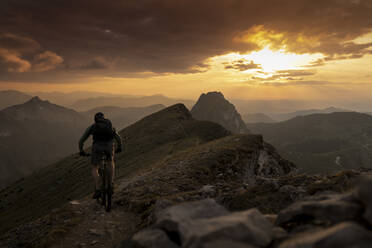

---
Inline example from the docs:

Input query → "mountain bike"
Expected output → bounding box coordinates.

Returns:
[96,153,113,212]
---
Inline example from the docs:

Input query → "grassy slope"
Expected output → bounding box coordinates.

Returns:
[0,104,230,234]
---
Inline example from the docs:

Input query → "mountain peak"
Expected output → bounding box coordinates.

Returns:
[2,96,82,123]
[28,96,44,103]
[201,91,224,98]
[191,92,249,134]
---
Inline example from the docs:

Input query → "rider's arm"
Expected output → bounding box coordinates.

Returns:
[79,125,94,151]
[113,128,122,149]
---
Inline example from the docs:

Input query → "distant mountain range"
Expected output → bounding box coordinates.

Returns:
[28,91,135,106]
[243,113,276,123]
[248,111,372,173]
[81,104,165,130]
[70,94,195,111]
[270,107,351,121]
[0,90,32,110]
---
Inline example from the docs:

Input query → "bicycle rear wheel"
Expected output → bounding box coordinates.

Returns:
[105,166,112,212]
[101,165,107,207]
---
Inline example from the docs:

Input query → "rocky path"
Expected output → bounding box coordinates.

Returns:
[0,190,140,248]
[49,196,140,248]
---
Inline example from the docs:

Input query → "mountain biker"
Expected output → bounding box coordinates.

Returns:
[79,112,122,199]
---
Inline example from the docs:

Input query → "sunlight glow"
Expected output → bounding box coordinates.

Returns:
[244,47,322,72]
[209,46,324,81]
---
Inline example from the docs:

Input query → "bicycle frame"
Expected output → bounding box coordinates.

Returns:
[97,153,112,212]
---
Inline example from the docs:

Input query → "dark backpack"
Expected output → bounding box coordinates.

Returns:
[92,118,114,142]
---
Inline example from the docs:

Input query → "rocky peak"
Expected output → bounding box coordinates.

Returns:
[1,96,83,123]
[191,92,249,134]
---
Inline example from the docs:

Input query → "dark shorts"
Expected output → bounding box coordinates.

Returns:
[91,142,114,165]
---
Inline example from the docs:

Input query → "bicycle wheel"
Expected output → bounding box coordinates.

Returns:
[97,167,103,204]
[105,165,112,212]
[101,162,107,207]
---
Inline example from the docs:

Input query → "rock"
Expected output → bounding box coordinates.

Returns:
[156,199,228,233]
[264,214,278,224]
[88,229,105,236]
[153,199,173,219]
[70,200,80,205]
[272,227,288,240]
[202,240,258,248]
[276,193,362,226]
[279,222,372,248]
[199,185,216,195]
[355,175,372,225]
[132,229,180,248]
[279,185,307,200]
[179,208,273,248]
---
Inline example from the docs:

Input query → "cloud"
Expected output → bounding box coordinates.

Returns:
[0,48,31,72]
[1,0,372,81]
[0,33,40,53]
[74,57,111,70]
[32,51,63,72]
[224,60,261,71]
[252,69,316,81]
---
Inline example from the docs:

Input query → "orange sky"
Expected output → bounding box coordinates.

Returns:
[1,0,372,101]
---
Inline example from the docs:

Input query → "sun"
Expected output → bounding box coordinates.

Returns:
[209,46,323,77]
[243,47,322,73]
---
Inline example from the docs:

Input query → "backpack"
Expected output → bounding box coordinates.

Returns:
[92,118,115,142]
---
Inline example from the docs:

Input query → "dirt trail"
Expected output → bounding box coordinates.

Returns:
[49,195,140,248]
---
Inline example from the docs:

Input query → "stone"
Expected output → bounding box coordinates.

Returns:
[276,193,362,226]
[279,185,307,200]
[179,208,273,248]
[272,227,287,240]
[88,229,104,236]
[264,214,278,224]
[279,222,372,248]
[156,199,229,233]
[199,185,216,195]
[132,229,180,248]
[202,240,257,248]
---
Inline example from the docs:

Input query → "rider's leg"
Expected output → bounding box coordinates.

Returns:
[92,164,100,190]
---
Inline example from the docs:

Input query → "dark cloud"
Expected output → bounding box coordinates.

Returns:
[72,57,111,70]
[0,0,372,82]
[224,60,261,71]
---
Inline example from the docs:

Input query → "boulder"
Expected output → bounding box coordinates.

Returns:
[279,222,372,248]
[203,240,258,248]
[156,199,228,233]
[178,208,273,248]
[276,193,361,226]
[132,229,180,248]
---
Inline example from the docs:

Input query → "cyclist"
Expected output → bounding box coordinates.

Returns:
[79,112,122,199]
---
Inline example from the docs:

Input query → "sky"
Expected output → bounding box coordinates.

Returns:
[0,0,372,101]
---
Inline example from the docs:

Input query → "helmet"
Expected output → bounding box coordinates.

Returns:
[94,112,104,122]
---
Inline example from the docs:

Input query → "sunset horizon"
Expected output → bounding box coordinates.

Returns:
[1,0,372,105]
